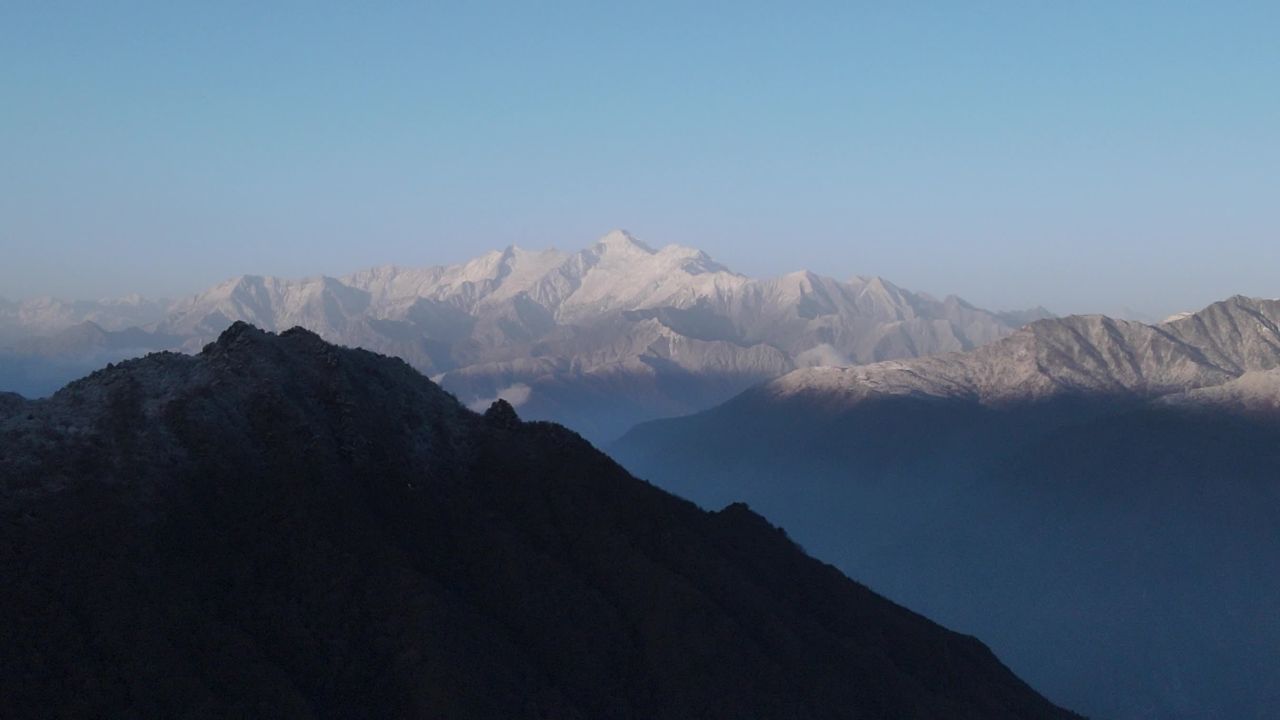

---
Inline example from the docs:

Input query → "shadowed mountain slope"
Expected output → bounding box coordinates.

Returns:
[614,296,1280,720]
[0,323,1076,719]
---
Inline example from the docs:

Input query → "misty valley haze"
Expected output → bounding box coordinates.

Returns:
[615,296,1280,719]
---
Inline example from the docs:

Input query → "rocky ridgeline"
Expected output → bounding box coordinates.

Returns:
[0,322,1077,719]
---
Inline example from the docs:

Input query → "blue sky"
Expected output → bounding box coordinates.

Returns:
[2,1,1277,317]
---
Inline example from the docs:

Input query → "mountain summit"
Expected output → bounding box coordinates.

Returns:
[593,228,655,252]
[0,323,1076,719]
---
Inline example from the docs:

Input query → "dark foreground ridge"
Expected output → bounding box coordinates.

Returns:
[0,323,1077,719]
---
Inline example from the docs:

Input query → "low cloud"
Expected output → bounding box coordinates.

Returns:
[466,383,533,412]
[794,344,852,368]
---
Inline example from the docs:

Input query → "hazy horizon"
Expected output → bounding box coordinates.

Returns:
[3,2,1277,319]
[0,226,1260,322]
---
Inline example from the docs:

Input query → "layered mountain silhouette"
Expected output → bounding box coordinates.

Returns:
[614,295,1280,720]
[0,293,168,340]
[0,295,176,399]
[0,231,1045,441]
[0,323,1078,719]
[0,321,179,398]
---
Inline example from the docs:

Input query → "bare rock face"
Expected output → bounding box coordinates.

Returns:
[482,398,521,429]
[1158,367,1280,413]
[0,323,1077,719]
[764,295,1280,409]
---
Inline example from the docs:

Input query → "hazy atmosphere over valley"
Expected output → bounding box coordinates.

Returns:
[2,3,1277,719]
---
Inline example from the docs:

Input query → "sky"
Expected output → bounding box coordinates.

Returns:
[1,1,1277,318]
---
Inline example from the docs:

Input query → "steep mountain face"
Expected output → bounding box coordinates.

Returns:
[1,231,1038,441]
[763,295,1280,407]
[0,323,1076,719]
[614,295,1280,720]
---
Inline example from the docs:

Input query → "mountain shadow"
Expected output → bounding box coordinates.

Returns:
[614,387,1280,720]
[0,323,1078,719]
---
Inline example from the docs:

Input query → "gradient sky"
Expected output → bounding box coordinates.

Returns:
[2,1,1277,318]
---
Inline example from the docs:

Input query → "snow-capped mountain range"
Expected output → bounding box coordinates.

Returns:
[0,230,1046,440]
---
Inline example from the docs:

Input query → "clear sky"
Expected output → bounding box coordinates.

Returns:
[2,1,1277,318]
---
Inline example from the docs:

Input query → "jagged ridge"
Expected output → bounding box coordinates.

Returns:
[766,295,1280,408]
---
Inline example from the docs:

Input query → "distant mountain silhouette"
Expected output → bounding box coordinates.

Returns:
[614,296,1280,720]
[0,321,177,399]
[0,323,1077,719]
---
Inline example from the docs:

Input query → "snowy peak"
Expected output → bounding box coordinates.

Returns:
[550,233,745,322]
[655,243,732,276]
[593,228,654,254]
[158,273,375,342]
[853,276,916,319]
[139,230,1027,397]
